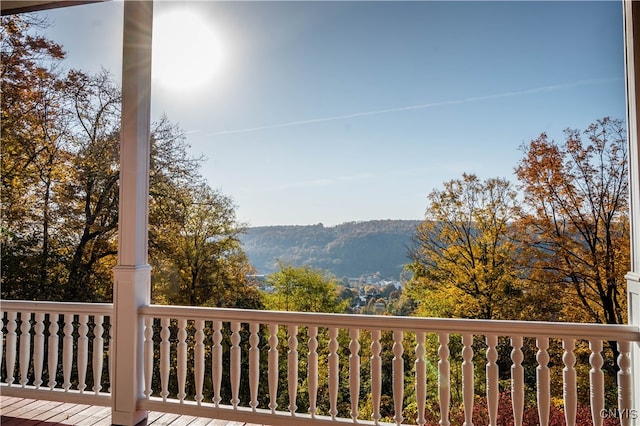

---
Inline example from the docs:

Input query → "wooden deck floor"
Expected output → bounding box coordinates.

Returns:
[0,396,264,426]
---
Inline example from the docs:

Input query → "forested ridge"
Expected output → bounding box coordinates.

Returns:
[241,220,421,279]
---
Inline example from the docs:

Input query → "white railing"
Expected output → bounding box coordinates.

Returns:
[2,300,639,425]
[0,300,113,406]
[139,304,640,426]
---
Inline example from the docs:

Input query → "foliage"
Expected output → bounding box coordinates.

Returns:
[1,15,256,308]
[408,174,528,320]
[439,390,621,426]
[59,69,121,301]
[2,14,73,300]
[151,182,260,308]
[264,263,348,313]
[515,117,629,326]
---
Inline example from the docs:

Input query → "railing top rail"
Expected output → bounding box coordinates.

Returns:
[0,300,113,315]
[2,299,638,341]
[140,304,640,342]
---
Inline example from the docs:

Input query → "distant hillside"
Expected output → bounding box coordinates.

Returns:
[240,220,422,279]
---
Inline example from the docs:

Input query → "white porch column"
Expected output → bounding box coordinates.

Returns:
[111,1,153,425]
[624,1,640,424]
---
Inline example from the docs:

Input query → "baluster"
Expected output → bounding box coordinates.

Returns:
[47,313,59,389]
[107,320,112,393]
[462,333,474,426]
[308,326,318,418]
[589,339,604,426]
[511,335,524,426]
[6,312,17,385]
[393,330,404,425]
[77,314,89,392]
[249,322,260,411]
[194,319,205,405]
[62,313,73,392]
[415,331,427,426]
[33,312,45,389]
[617,341,632,426]
[562,338,577,426]
[371,328,382,425]
[144,316,154,399]
[0,313,4,380]
[160,317,170,401]
[349,328,360,422]
[486,334,498,426]
[287,324,298,415]
[231,321,241,409]
[19,311,32,387]
[438,332,450,426]
[268,323,279,413]
[177,318,187,402]
[212,320,223,407]
[93,315,104,394]
[328,327,339,420]
[536,336,550,426]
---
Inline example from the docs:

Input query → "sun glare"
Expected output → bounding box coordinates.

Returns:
[152,9,223,91]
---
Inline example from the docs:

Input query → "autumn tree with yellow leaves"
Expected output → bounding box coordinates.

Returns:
[1,15,256,307]
[408,174,529,320]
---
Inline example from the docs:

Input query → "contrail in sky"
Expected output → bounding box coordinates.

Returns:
[209,78,618,136]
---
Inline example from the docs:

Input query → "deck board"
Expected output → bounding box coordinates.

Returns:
[162,414,199,426]
[147,412,183,425]
[12,399,66,422]
[71,406,112,426]
[187,418,216,426]
[0,396,37,415]
[38,402,93,424]
[0,397,265,426]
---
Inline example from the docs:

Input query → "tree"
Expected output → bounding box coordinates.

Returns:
[152,183,260,308]
[1,16,258,307]
[264,263,348,313]
[515,117,629,325]
[1,15,70,300]
[60,69,121,301]
[408,174,527,320]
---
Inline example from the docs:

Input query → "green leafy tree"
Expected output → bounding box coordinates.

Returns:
[264,263,348,313]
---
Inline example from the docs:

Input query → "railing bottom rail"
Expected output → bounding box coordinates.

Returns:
[0,385,111,407]
[140,398,388,426]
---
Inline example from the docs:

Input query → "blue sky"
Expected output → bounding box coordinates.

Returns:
[37,1,626,226]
